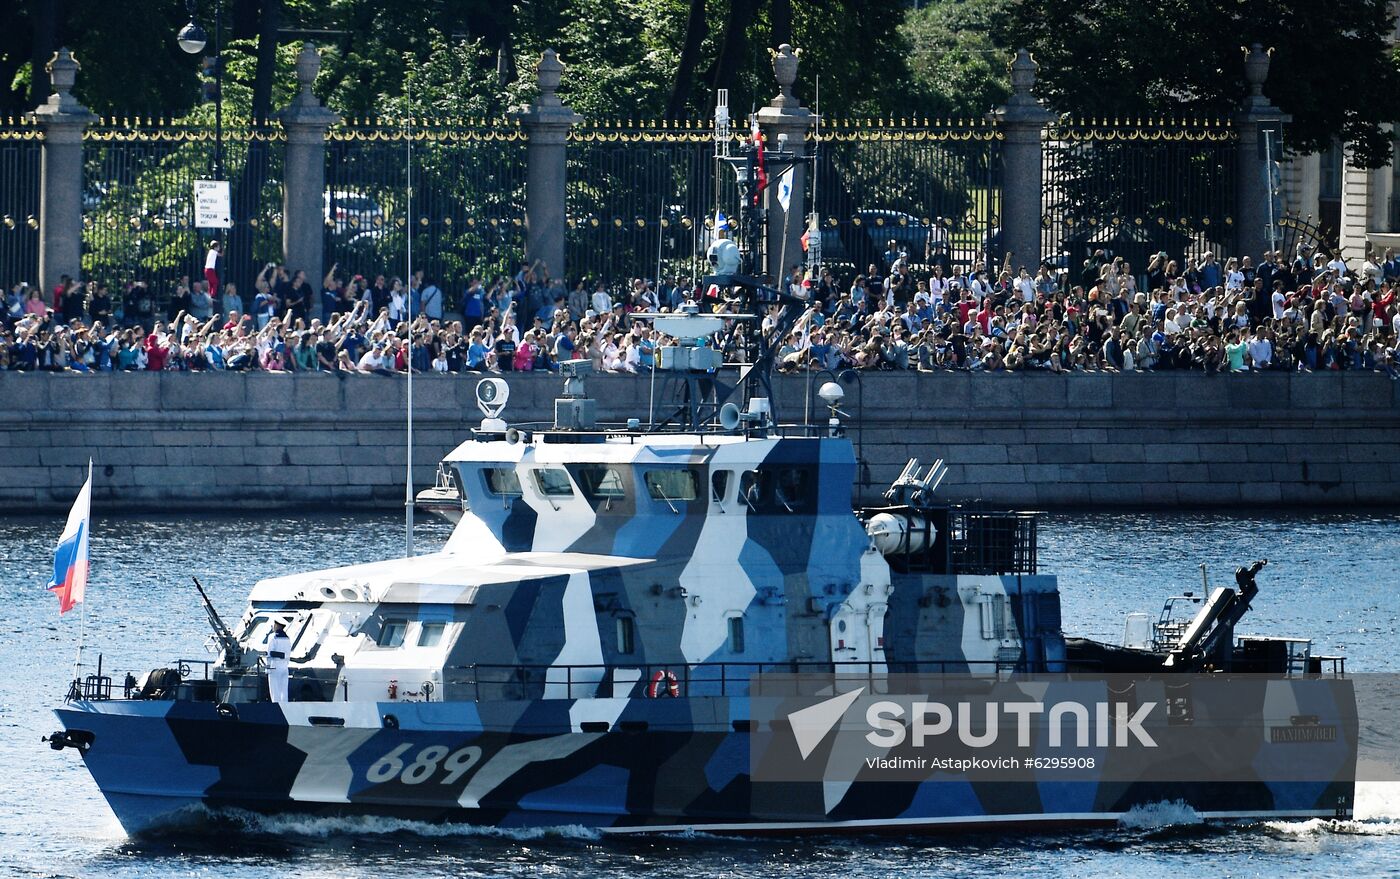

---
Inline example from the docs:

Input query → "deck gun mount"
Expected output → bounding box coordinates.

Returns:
[193,577,243,669]
[1162,560,1267,669]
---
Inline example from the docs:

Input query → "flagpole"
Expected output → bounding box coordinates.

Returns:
[404,113,415,559]
[71,457,92,687]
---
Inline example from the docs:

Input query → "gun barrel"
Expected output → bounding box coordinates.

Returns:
[192,577,243,667]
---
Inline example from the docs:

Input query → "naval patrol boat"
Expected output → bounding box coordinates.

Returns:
[47,269,1356,836]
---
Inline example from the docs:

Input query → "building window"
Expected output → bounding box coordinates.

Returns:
[378,619,407,648]
[645,469,699,502]
[617,617,636,654]
[417,622,446,648]
[1320,142,1343,201]
[727,616,745,653]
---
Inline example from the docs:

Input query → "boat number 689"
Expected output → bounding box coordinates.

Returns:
[366,743,483,785]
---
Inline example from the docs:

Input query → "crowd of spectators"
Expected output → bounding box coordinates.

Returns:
[3,236,1399,379]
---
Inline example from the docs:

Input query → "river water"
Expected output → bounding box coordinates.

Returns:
[2,511,1397,878]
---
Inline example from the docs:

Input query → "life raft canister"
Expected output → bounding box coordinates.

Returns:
[647,669,679,698]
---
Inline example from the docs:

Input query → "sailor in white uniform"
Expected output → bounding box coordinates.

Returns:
[265,620,292,703]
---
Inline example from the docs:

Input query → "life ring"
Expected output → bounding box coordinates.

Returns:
[647,669,679,698]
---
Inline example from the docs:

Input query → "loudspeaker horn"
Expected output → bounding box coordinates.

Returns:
[505,428,522,445]
[719,402,742,431]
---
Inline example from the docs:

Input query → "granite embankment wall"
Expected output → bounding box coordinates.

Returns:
[2,370,1398,512]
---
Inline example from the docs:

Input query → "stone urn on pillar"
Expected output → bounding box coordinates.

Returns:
[517,49,581,283]
[29,48,95,298]
[990,48,1052,270]
[277,42,339,279]
[756,44,815,280]
[1234,44,1288,263]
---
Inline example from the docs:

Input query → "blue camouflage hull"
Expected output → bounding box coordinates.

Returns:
[57,696,1354,837]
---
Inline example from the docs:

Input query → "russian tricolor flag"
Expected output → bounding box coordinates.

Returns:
[49,461,92,615]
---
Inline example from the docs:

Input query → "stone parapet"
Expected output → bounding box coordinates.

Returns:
[1,371,1396,512]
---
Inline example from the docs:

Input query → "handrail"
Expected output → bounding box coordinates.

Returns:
[443,658,1074,702]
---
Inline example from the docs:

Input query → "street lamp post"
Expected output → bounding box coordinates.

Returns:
[176,0,222,179]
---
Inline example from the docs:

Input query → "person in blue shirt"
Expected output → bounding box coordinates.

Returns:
[11,334,39,370]
[637,327,656,370]
[341,328,365,364]
[321,283,340,324]
[253,288,277,329]
[206,337,226,370]
[410,334,431,373]
[461,277,485,331]
[554,326,577,362]
[90,332,113,371]
[466,329,491,371]
[1197,252,1222,290]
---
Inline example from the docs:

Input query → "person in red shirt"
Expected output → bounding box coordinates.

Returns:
[52,274,71,313]
[144,333,169,371]
[1373,285,1395,327]
[204,241,222,293]
[955,287,973,325]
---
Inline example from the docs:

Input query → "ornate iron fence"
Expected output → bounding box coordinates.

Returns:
[48,115,1252,312]
[565,120,733,290]
[1041,118,1238,278]
[0,118,42,290]
[324,118,527,306]
[563,118,1004,288]
[815,118,1003,275]
[81,118,284,307]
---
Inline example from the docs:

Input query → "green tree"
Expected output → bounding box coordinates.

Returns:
[1007,0,1400,167]
[900,0,1012,119]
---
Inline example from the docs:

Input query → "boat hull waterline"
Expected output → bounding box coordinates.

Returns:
[57,694,1353,837]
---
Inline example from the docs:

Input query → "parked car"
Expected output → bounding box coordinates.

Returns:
[818,210,929,272]
[324,190,385,239]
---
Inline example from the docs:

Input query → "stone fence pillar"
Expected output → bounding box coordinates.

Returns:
[277,43,339,279]
[991,49,1051,272]
[1235,44,1289,262]
[518,50,579,283]
[757,44,816,282]
[29,48,94,296]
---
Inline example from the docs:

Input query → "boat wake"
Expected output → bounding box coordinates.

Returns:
[148,805,603,842]
[1117,800,1204,830]
[1264,782,1400,838]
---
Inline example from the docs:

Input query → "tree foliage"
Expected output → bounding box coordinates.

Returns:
[1006,0,1400,167]
[2,0,1397,163]
[900,0,1012,120]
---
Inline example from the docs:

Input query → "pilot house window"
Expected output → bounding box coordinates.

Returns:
[711,470,731,503]
[645,469,699,502]
[533,468,576,497]
[484,468,522,496]
[378,619,408,648]
[775,469,811,510]
[575,466,627,502]
[738,468,813,513]
[418,622,446,647]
